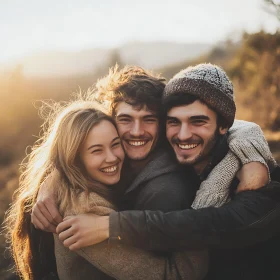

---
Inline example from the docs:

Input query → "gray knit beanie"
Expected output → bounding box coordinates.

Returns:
[163,63,236,127]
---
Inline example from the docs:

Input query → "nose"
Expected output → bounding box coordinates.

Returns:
[130,120,144,137]
[177,123,192,141]
[105,148,118,163]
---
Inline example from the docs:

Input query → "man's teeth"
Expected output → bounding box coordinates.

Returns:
[128,141,146,146]
[178,143,199,150]
[101,165,117,173]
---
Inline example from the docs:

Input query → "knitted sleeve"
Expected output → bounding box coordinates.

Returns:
[228,120,277,172]
[191,120,277,209]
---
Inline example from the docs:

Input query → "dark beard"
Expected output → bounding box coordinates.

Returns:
[176,126,221,167]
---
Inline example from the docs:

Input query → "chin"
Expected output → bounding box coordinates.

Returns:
[127,152,150,161]
[176,155,197,165]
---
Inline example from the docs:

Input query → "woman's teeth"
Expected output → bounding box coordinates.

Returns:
[101,165,118,173]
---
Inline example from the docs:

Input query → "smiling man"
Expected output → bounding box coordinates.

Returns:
[166,100,228,172]
[115,101,159,161]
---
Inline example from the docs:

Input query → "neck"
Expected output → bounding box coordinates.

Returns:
[128,145,160,175]
[193,156,211,175]
[128,156,152,175]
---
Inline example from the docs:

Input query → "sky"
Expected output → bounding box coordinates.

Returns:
[1,0,279,63]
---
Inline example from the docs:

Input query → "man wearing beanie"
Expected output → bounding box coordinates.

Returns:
[32,64,280,279]
[163,63,277,209]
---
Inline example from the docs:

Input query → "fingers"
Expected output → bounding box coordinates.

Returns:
[58,226,74,242]
[31,200,57,232]
[44,198,63,224]
[56,217,74,234]
[69,241,82,251]
[57,218,81,251]
[36,200,56,225]
[31,213,45,230]
[31,197,63,232]
[31,209,56,233]
[63,235,77,248]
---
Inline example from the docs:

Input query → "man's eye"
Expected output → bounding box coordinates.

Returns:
[166,120,178,125]
[192,120,206,125]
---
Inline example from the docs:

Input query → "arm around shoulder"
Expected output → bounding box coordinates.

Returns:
[110,182,280,251]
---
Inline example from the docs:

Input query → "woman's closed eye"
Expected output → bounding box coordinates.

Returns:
[112,141,121,148]
[91,148,102,154]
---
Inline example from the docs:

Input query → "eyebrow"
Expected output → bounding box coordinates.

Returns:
[189,115,210,121]
[87,137,120,150]
[116,114,132,119]
[116,113,158,119]
[166,115,210,121]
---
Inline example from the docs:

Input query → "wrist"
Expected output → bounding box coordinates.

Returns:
[98,216,109,240]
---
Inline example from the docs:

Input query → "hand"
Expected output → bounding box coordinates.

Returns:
[31,177,63,233]
[236,162,269,193]
[56,214,109,250]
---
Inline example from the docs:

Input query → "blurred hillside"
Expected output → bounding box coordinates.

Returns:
[1,42,212,77]
[0,32,280,279]
[159,31,280,133]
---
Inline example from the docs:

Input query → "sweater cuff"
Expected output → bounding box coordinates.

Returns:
[108,211,122,245]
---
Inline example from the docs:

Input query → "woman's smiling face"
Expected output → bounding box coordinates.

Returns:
[80,120,125,186]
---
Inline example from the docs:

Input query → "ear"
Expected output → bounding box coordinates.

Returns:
[219,126,228,135]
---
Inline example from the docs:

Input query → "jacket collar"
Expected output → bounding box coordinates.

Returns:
[124,148,178,194]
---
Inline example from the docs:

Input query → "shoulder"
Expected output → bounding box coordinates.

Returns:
[64,191,117,216]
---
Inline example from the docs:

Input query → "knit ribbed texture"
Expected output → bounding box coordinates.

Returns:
[192,120,277,209]
[164,63,236,127]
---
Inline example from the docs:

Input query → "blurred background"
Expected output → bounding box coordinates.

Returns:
[0,0,280,278]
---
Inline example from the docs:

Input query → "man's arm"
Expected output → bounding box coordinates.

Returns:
[108,181,280,251]
[31,176,63,232]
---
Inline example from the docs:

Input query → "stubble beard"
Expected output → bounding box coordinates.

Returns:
[176,127,221,167]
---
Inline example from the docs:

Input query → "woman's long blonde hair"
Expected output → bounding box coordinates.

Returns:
[4,98,116,279]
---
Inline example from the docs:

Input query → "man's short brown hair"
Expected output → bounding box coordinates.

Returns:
[95,65,166,116]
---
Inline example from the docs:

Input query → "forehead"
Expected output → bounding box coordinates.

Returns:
[84,120,118,145]
[115,102,157,118]
[167,100,217,120]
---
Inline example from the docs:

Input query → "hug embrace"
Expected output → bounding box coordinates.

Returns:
[5,64,280,280]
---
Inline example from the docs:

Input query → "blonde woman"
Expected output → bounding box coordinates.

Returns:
[5,99,207,280]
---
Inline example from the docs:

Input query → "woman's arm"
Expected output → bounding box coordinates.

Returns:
[56,213,207,280]
[77,240,207,280]
[56,191,208,280]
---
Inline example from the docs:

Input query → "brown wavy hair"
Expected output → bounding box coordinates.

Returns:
[4,98,117,279]
[95,65,166,116]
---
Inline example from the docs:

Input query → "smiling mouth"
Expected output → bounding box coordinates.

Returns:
[100,164,118,173]
[177,143,199,150]
[127,140,148,147]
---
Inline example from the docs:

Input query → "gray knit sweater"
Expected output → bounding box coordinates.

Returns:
[192,120,277,209]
